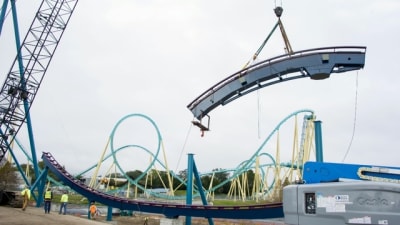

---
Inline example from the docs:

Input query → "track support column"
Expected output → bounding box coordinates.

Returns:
[314,120,324,162]
[186,153,194,225]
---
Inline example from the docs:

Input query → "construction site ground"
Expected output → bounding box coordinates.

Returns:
[0,205,285,225]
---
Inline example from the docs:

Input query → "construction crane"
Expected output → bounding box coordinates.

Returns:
[0,0,78,204]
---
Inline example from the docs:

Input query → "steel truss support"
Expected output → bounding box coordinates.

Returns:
[0,0,78,203]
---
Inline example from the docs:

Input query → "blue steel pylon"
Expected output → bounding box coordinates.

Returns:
[186,153,214,225]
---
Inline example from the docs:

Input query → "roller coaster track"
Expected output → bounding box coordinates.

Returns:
[71,110,312,201]
[42,152,284,219]
[188,46,366,120]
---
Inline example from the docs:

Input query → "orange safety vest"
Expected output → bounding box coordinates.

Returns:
[90,204,97,213]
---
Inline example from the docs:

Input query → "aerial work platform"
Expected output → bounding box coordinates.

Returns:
[187,46,366,120]
[284,181,400,225]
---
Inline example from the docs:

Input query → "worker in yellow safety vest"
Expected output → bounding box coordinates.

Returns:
[20,186,31,211]
[43,188,53,214]
[59,191,69,215]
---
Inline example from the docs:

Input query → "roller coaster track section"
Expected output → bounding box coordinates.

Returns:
[188,46,366,120]
[42,152,284,219]
[205,109,315,198]
[0,0,78,162]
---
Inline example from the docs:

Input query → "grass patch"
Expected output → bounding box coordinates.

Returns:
[53,193,89,205]
[212,199,275,206]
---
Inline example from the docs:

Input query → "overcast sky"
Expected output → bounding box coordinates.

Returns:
[1,0,400,177]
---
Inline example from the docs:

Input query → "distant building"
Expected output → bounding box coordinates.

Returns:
[143,188,170,198]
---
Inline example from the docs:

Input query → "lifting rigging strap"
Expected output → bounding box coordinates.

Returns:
[243,6,293,69]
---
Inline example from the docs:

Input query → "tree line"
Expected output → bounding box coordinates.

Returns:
[1,161,262,195]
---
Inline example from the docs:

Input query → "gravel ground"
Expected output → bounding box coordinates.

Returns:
[0,205,285,225]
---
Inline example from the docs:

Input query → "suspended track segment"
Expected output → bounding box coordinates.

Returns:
[0,0,78,162]
[188,46,366,121]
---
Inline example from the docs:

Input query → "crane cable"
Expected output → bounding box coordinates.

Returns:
[342,71,359,162]
[174,120,193,174]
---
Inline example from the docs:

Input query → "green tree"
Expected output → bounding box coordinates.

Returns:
[126,170,143,180]
[177,169,187,181]
[211,168,231,194]
[200,174,212,190]
[245,169,255,195]
[23,161,61,183]
[0,161,18,190]
[151,170,170,189]
[126,170,146,186]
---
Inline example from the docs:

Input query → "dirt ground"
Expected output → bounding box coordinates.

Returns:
[0,205,285,225]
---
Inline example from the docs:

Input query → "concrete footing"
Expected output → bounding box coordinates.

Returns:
[160,218,183,225]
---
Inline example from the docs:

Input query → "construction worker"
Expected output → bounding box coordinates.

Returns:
[144,216,149,225]
[59,191,68,215]
[44,187,53,214]
[89,201,97,220]
[20,186,31,211]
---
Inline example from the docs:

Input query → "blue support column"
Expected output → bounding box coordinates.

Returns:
[10,0,41,200]
[186,154,214,225]
[192,161,214,225]
[30,166,48,207]
[0,0,9,35]
[87,201,92,219]
[106,206,113,221]
[10,0,40,178]
[192,162,208,205]
[314,120,324,162]
[186,153,194,225]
